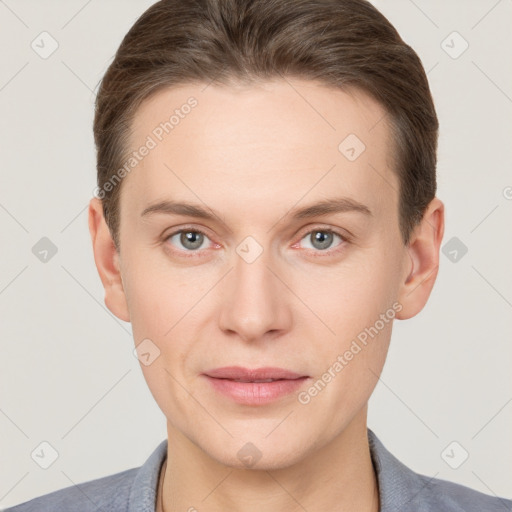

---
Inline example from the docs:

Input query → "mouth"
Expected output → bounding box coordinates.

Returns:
[227,378,286,383]
[202,366,310,405]
[203,366,308,381]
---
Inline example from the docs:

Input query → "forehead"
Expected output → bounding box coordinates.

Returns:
[122,79,398,222]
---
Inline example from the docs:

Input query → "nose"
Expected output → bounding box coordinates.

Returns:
[218,244,292,343]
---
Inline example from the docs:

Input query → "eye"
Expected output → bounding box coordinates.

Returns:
[296,228,346,253]
[164,227,347,256]
[166,229,212,252]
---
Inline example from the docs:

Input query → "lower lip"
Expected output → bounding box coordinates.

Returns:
[204,376,309,405]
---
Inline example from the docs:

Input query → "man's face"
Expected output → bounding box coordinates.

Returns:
[113,79,411,468]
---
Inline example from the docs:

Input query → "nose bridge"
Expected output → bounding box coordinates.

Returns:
[218,237,290,341]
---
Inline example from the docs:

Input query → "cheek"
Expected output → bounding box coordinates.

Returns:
[125,256,194,417]
[298,284,393,432]
[299,254,399,331]
[122,249,211,376]
[122,248,193,336]
[290,245,400,394]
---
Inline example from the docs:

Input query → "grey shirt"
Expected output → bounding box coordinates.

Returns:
[4,428,511,511]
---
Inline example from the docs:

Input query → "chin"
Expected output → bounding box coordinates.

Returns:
[207,435,313,471]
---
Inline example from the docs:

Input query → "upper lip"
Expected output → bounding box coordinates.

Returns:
[203,366,307,381]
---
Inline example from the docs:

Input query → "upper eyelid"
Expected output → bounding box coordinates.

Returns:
[166,227,213,247]
[297,226,346,238]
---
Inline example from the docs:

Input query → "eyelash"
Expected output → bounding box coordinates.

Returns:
[163,225,349,258]
[292,228,348,257]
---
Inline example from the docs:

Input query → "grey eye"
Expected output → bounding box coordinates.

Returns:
[300,230,343,251]
[169,231,208,251]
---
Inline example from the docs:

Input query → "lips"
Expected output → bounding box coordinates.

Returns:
[202,366,310,405]
[203,366,307,381]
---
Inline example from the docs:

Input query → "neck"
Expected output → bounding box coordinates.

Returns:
[158,409,379,512]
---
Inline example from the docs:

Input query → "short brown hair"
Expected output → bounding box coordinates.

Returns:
[93,0,438,250]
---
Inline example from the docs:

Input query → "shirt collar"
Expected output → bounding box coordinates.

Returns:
[128,438,167,511]
[367,427,428,512]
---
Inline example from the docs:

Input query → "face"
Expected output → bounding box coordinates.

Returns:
[92,79,429,470]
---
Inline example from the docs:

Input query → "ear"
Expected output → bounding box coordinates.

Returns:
[88,197,130,322]
[396,197,445,320]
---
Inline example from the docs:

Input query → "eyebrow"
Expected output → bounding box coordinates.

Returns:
[140,197,372,222]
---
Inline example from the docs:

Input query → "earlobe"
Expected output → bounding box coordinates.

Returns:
[88,197,130,322]
[396,197,445,320]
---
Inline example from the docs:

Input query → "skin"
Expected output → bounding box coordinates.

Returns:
[88,79,444,512]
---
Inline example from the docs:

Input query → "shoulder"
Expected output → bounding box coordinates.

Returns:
[411,472,512,512]
[2,467,138,512]
[367,428,512,512]
[3,439,168,512]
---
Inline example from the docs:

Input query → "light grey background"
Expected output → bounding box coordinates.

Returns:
[1,0,511,508]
